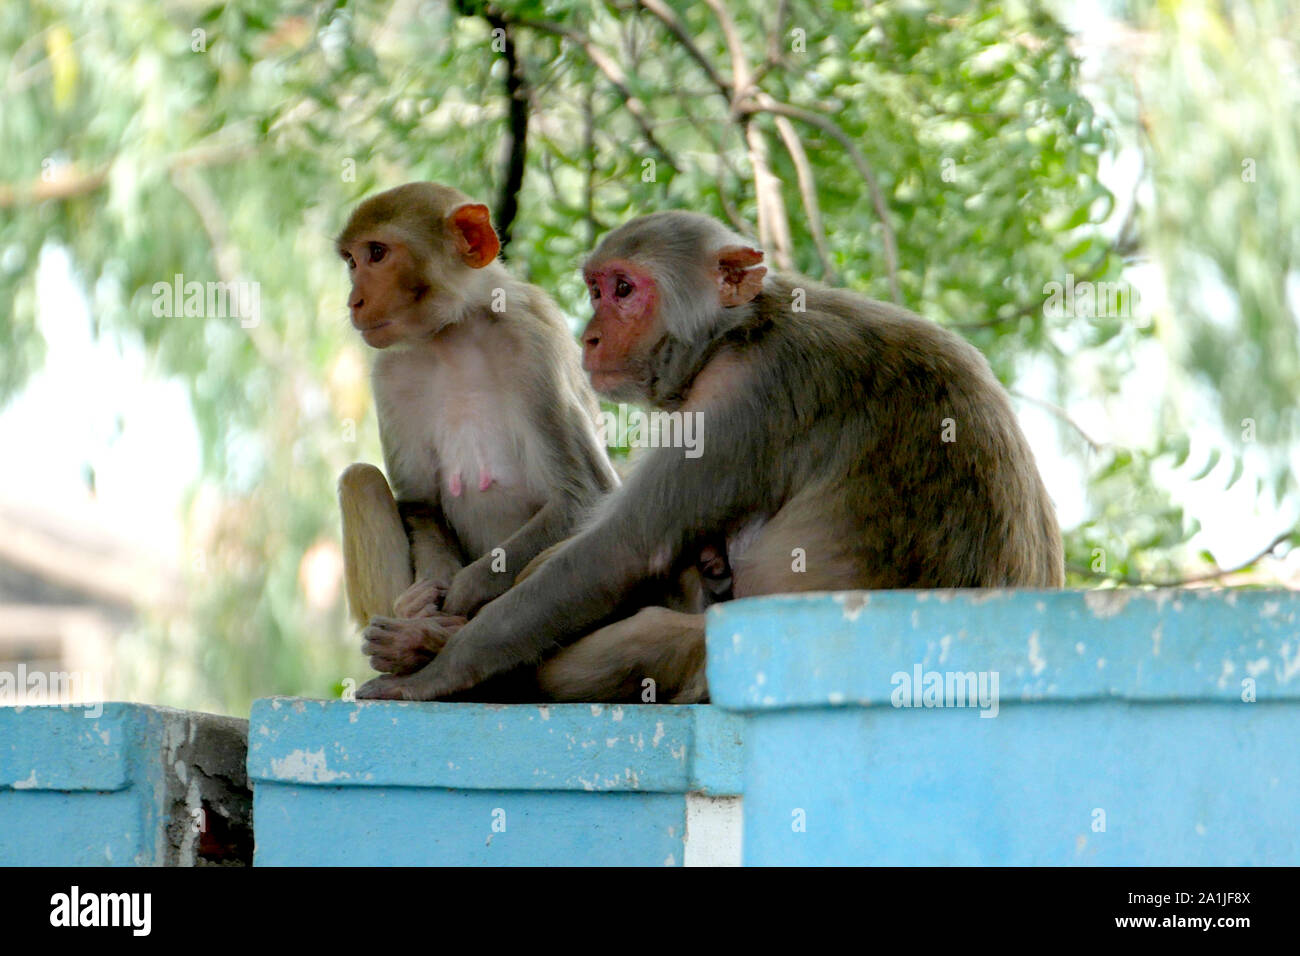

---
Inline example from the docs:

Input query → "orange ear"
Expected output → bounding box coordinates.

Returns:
[448,203,500,269]
[716,245,766,306]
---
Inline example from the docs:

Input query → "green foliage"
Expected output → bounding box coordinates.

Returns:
[0,0,1294,713]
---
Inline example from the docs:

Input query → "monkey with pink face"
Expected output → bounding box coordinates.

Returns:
[357,209,1064,703]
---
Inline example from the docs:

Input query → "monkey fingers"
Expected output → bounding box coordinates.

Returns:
[441,560,513,618]
[393,577,449,618]
[356,674,416,700]
[361,614,466,675]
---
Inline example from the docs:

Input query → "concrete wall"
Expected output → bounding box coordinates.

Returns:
[707,589,1300,865]
[0,703,250,865]
[248,698,744,866]
[2,589,1295,866]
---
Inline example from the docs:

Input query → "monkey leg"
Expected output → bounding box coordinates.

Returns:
[339,463,414,629]
[729,490,871,596]
[535,607,707,704]
[514,538,570,585]
[362,614,467,675]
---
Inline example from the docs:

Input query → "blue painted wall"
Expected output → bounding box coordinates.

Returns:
[707,589,1300,865]
[248,699,744,866]
[5,589,1295,866]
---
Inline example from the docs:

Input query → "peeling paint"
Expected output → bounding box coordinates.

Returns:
[1028,631,1046,676]
[1279,643,1300,683]
[1084,589,1131,618]
[269,748,345,783]
[835,592,871,621]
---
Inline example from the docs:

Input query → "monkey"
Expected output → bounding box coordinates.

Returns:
[335,182,619,677]
[357,209,1064,703]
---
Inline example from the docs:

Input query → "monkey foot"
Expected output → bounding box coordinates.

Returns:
[357,674,414,700]
[362,614,466,675]
[393,577,449,618]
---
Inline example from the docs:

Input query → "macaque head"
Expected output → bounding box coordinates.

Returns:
[336,182,501,348]
[581,211,766,400]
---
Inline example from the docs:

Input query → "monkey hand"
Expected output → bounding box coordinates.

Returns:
[393,577,450,619]
[361,614,466,676]
[441,558,513,618]
[354,630,487,701]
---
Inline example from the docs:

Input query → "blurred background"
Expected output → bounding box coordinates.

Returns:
[0,0,1296,716]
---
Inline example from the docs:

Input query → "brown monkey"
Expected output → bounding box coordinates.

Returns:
[336,182,617,677]
[357,210,1063,702]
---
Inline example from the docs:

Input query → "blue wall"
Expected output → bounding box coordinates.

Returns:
[707,589,1300,865]
[4,589,1295,866]
[248,698,743,866]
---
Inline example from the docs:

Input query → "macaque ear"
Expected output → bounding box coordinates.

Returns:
[716,245,766,307]
[448,203,501,269]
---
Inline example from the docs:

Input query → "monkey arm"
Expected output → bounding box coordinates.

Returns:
[441,494,587,617]
[397,500,465,585]
[359,393,776,700]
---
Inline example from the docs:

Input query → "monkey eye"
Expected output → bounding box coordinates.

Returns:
[589,284,601,301]
[614,278,632,298]
[341,251,355,269]
[368,242,387,264]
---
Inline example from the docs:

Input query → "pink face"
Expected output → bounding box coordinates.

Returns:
[338,235,415,349]
[580,259,659,395]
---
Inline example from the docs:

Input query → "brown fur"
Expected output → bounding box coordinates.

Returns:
[358,211,1063,703]
[335,184,618,687]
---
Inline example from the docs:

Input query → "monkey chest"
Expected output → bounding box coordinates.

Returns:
[374,355,536,505]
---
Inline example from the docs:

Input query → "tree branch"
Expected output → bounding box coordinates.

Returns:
[702,0,793,270]
[773,115,836,281]
[485,11,530,256]
[1009,389,1106,453]
[511,14,673,169]
[1071,529,1297,587]
[747,94,902,304]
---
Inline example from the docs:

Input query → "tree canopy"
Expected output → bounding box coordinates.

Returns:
[1,0,1296,714]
